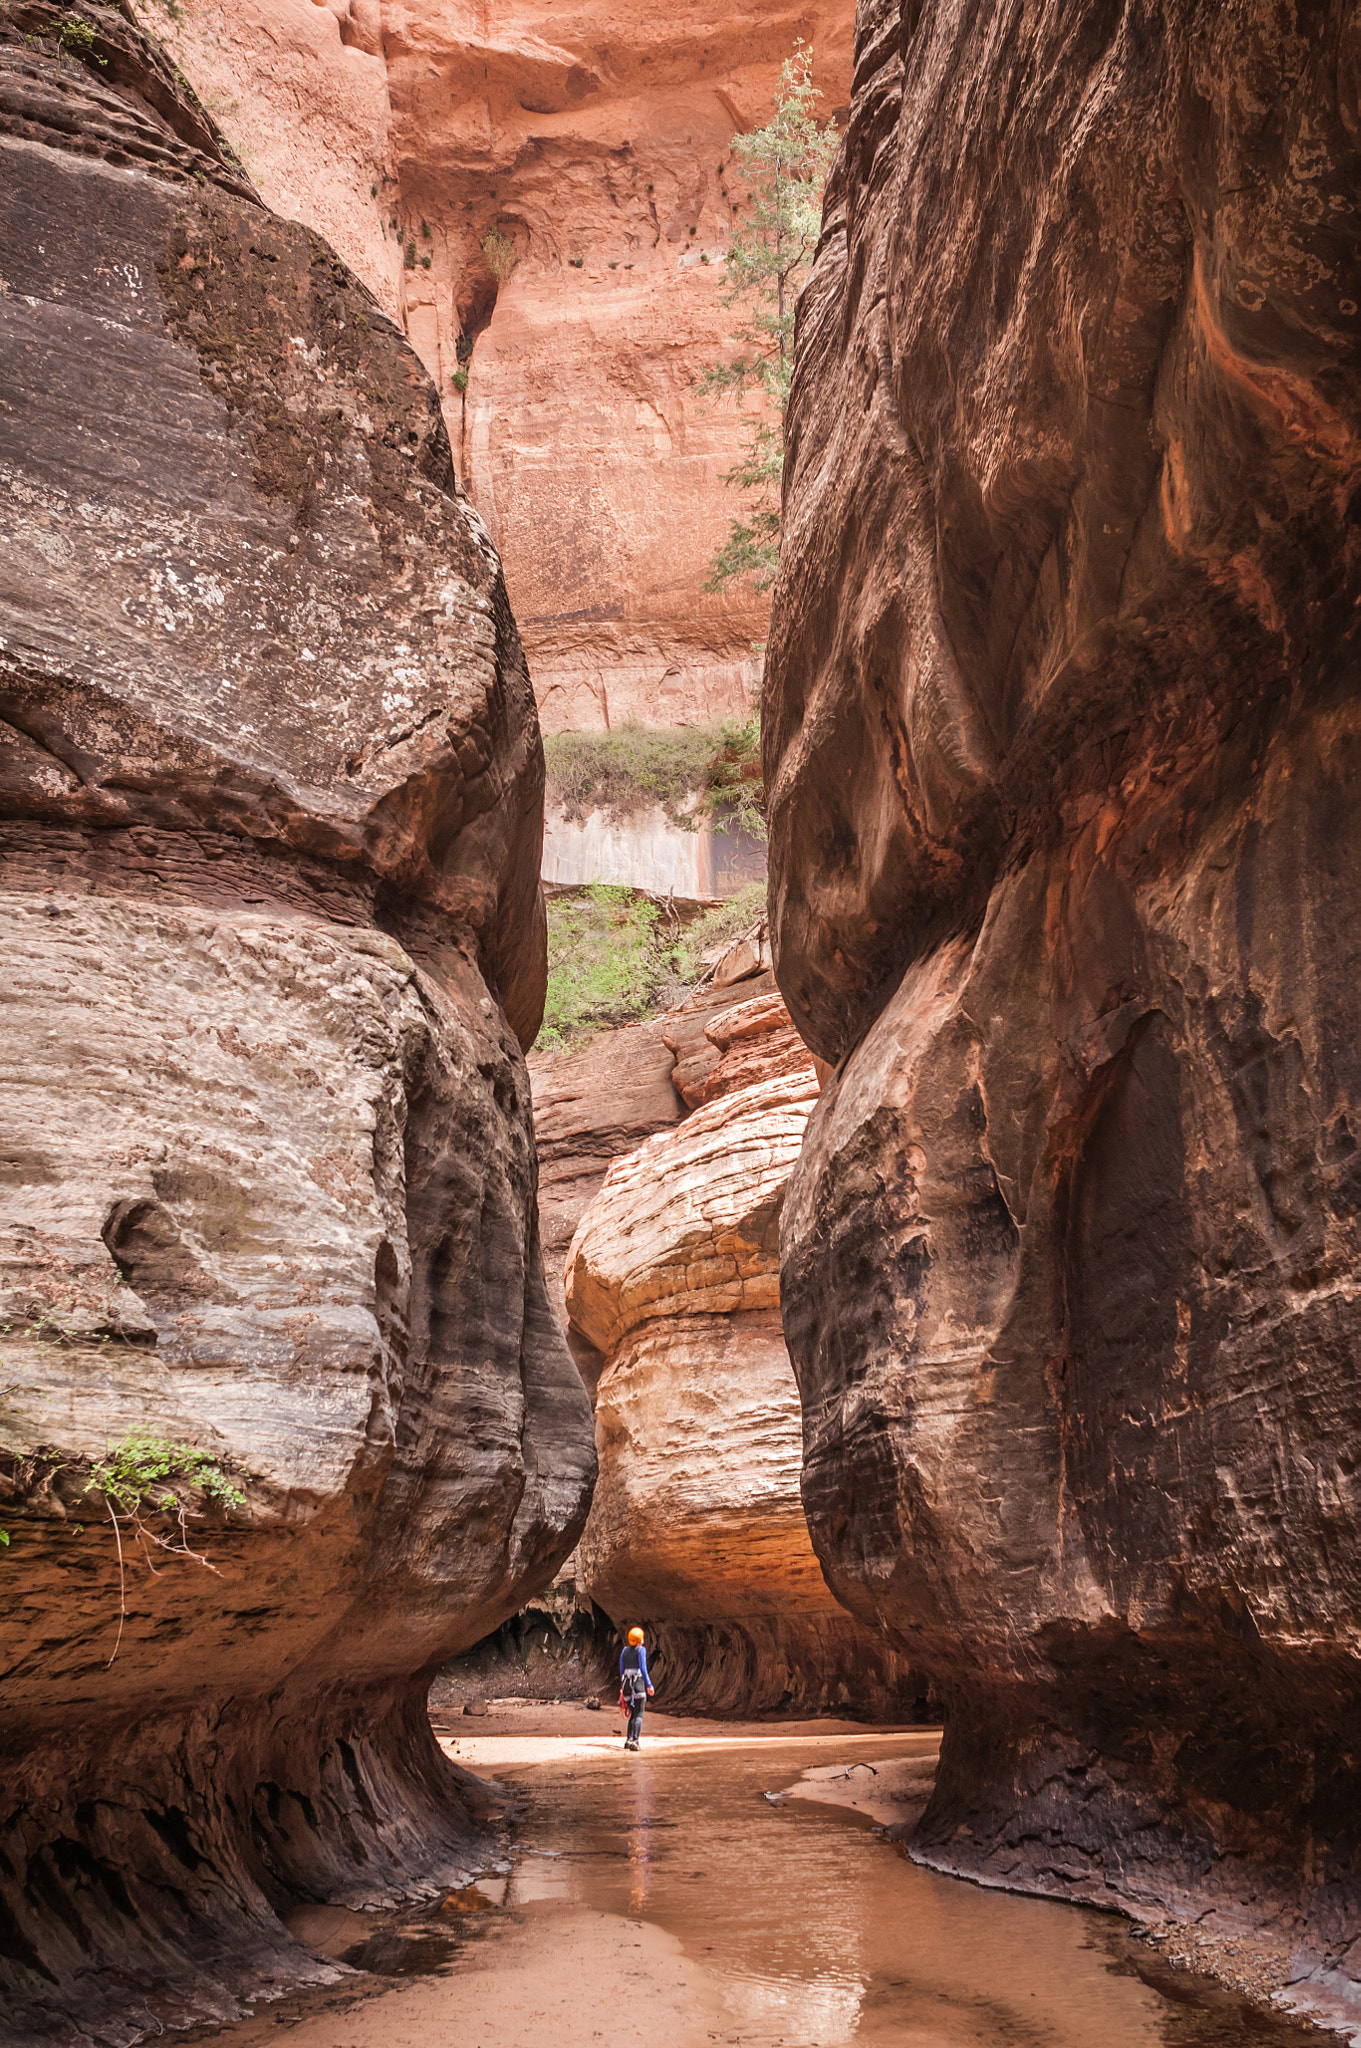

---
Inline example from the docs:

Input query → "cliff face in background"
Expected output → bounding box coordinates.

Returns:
[563,981,923,1718]
[766,0,1361,2024]
[164,0,854,733]
[0,5,593,2037]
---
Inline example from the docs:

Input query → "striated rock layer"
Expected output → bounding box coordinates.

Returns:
[0,6,593,2038]
[566,996,923,1718]
[765,0,1361,2024]
[166,0,854,732]
[529,963,783,1357]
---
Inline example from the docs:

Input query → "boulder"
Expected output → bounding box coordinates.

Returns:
[0,6,593,2038]
[766,0,1361,2023]
[529,969,782,1336]
[674,984,817,1108]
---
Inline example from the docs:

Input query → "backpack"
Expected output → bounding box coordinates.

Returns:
[620,1652,647,1704]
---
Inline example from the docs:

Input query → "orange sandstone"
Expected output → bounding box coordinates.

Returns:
[166,0,854,731]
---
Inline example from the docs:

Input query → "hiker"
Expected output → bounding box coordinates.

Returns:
[619,1626,654,1751]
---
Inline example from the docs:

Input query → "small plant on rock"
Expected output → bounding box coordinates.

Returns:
[482,229,518,283]
[57,15,106,65]
[84,1429,247,1663]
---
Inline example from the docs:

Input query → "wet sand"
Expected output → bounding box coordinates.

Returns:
[190,1707,1342,2047]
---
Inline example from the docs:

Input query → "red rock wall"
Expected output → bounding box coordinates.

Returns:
[165,0,854,732]
[0,7,592,2036]
[765,0,1361,2026]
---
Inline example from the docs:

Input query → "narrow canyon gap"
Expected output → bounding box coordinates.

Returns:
[0,4,594,2039]
[765,0,1361,2028]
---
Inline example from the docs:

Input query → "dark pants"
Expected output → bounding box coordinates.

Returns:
[626,1698,644,1745]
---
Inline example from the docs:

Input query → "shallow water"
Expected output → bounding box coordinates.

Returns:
[194,1725,1332,2047]
[506,1731,1319,2048]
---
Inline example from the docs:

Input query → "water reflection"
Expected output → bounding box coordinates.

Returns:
[625,1760,654,1915]
[511,1736,1330,2048]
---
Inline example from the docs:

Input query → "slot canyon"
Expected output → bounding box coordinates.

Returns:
[1,0,1360,2044]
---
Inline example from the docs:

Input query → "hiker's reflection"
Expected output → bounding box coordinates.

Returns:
[626,1781,652,1914]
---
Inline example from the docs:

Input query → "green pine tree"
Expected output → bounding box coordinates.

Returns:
[699,43,837,594]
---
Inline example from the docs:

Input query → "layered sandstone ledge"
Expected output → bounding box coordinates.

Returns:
[0,6,593,2038]
[160,0,854,731]
[529,958,786,1364]
[766,0,1361,2027]
[562,986,922,1718]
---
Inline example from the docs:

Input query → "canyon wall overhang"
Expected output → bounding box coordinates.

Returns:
[165,0,855,732]
[0,4,594,2036]
[765,0,1361,2023]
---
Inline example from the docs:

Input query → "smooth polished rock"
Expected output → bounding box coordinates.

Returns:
[765,0,1361,2023]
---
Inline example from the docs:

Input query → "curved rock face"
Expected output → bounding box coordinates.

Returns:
[167,0,854,732]
[0,6,593,2036]
[766,0,1361,2015]
[566,1015,921,1718]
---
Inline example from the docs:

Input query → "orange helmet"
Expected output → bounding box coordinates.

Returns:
[627,1627,645,1645]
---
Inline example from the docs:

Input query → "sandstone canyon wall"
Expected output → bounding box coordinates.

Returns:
[563,982,923,1717]
[765,0,1361,2024]
[0,6,593,2038]
[161,0,853,734]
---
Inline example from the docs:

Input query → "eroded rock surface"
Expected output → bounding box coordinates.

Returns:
[766,0,1361,2021]
[165,0,854,731]
[529,966,781,1347]
[565,999,921,1717]
[0,7,593,2037]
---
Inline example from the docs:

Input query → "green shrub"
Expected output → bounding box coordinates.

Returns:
[58,16,106,64]
[537,879,771,1054]
[85,1429,246,1519]
[452,367,468,394]
[545,726,713,827]
[543,720,764,836]
[701,716,764,838]
[539,886,669,1052]
[673,880,767,981]
[482,230,518,283]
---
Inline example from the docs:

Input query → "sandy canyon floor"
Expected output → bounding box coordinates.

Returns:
[176,1705,1343,2048]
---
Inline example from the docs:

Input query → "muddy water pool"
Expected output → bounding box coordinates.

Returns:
[196,1724,1332,2048]
[504,1731,1322,2047]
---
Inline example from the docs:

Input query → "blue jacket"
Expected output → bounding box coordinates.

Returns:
[620,1644,652,1693]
